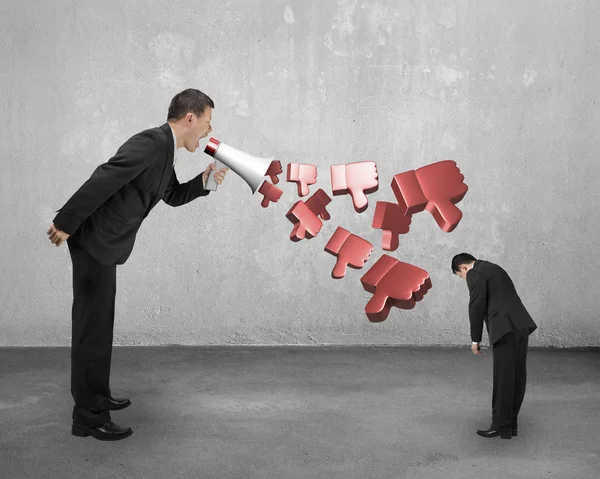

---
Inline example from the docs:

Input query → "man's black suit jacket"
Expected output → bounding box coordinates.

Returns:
[53,123,209,265]
[467,259,537,345]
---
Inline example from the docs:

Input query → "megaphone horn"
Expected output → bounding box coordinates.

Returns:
[204,137,273,194]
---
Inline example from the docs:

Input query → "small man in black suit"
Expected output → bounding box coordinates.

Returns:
[47,89,228,441]
[452,253,537,439]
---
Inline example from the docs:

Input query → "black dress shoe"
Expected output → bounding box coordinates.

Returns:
[477,425,512,439]
[72,420,133,441]
[102,397,131,411]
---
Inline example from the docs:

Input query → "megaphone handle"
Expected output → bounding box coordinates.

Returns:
[205,159,226,191]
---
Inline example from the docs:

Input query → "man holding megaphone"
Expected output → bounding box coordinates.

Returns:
[47,88,228,441]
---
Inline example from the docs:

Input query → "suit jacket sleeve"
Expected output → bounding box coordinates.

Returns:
[52,130,157,235]
[467,270,487,343]
[162,169,210,207]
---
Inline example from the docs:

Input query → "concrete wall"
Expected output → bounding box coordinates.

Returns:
[1,0,599,347]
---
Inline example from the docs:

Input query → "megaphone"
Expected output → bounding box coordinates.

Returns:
[204,137,273,193]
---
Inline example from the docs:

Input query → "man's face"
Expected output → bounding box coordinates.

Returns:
[184,107,213,152]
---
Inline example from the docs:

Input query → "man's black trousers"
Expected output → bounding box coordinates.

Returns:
[492,327,530,428]
[67,238,116,427]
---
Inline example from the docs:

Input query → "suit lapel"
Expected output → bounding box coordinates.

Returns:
[146,123,174,214]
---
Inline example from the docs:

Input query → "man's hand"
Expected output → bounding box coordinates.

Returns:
[471,342,482,355]
[47,223,70,247]
[203,163,229,185]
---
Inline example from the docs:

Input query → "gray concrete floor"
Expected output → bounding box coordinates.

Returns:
[0,345,599,479]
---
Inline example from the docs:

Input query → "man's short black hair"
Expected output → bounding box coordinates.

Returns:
[451,253,476,274]
[167,88,215,121]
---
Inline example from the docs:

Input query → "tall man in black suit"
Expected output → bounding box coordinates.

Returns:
[46,89,228,441]
[452,253,537,439]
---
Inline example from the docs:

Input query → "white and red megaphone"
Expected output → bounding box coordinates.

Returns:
[204,137,273,193]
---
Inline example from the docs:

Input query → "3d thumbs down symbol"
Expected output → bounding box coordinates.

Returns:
[360,254,432,323]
